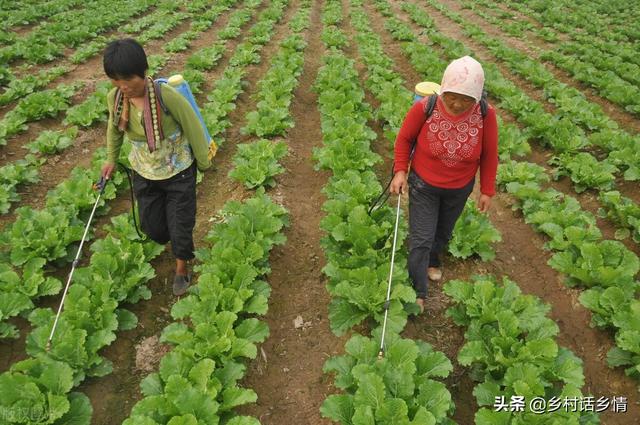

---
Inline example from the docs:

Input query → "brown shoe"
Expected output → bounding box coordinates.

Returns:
[428,267,442,281]
[416,297,425,314]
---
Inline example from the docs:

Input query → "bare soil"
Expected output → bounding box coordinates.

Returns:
[238,2,344,422]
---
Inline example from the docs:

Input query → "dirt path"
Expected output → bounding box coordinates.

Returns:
[369,2,640,424]
[237,1,345,423]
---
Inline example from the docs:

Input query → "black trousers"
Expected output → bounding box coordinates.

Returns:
[408,171,474,298]
[132,162,197,260]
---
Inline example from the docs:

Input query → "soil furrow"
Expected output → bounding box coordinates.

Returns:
[237,1,345,422]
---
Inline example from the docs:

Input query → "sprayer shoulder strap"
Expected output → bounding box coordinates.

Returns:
[154,80,170,116]
[424,94,438,119]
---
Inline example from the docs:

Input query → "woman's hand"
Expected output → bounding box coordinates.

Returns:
[101,162,116,179]
[477,194,492,213]
[390,171,407,194]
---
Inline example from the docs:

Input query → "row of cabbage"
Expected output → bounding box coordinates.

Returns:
[0,0,210,67]
[316,2,457,423]
[371,2,604,422]
[453,0,640,117]
[493,0,640,115]
[122,3,302,421]
[462,0,640,89]
[122,187,288,425]
[198,0,294,147]
[0,0,156,75]
[0,0,166,95]
[0,211,164,423]
[0,0,87,33]
[443,275,600,424]
[230,1,312,189]
[500,0,640,60]
[0,146,131,339]
[378,0,640,390]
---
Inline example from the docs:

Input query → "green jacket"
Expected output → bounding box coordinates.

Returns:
[106,84,211,180]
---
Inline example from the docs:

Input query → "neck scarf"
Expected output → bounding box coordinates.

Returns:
[113,76,164,152]
[440,56,485,103]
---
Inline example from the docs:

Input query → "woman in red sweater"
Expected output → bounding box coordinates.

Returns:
[390,56,498,313]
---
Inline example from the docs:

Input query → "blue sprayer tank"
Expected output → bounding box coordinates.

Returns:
[414,81,441,103]
[156,74,213,145]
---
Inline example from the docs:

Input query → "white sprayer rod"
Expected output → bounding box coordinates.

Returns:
[379,193,402,357]
[47,189,104,350]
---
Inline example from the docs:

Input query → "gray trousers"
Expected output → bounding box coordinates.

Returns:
[408,171,474,298]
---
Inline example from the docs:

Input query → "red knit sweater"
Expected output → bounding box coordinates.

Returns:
[393,97,499,196]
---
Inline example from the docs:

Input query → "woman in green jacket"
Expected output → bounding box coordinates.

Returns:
[101,38,211,295]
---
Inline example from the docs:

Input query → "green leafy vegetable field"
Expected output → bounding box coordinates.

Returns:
[0,0,639,424]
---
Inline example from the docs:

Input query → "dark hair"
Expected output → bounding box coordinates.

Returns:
[103,38,148,79]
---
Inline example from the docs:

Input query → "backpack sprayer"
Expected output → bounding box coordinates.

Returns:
[156,75,217,161]
[47,74,213,350]
[374,82,441,359]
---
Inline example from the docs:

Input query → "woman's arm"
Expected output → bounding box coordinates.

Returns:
[479,105,499,197]
[161,85,212,171]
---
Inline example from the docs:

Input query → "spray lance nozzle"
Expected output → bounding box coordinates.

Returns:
[92,176,107,192]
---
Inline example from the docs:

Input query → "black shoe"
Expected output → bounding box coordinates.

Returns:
[172,273,191,296]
